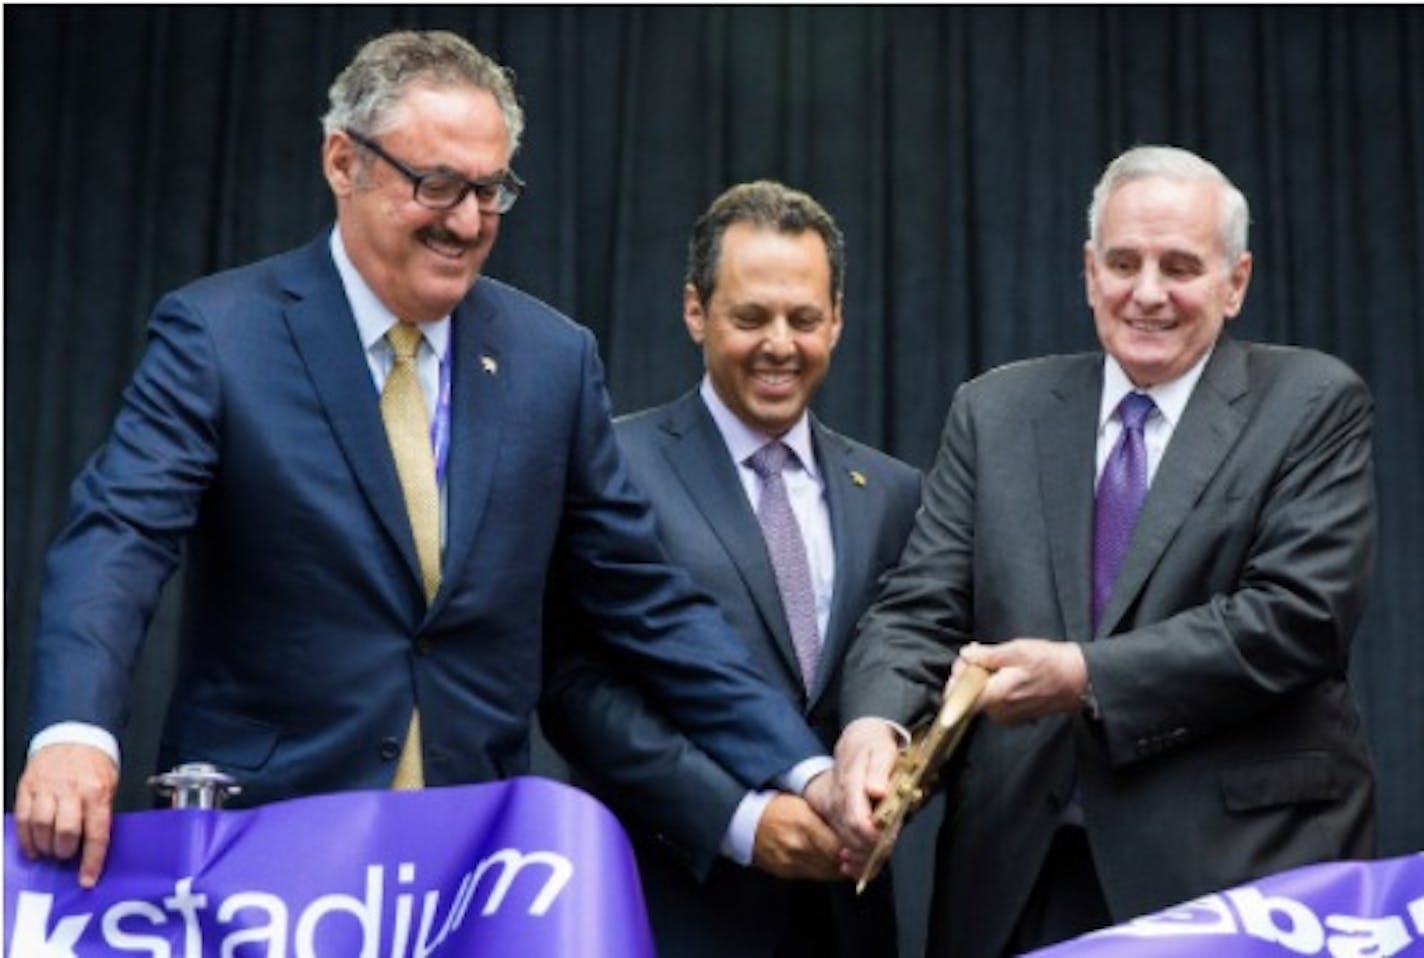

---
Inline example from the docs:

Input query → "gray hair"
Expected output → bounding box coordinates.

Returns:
[321,30,525,156]
[686,180,846,305]
[1087,145,1250,266]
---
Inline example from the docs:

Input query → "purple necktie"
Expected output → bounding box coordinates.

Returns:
[748,442,821,691]
[1092,392,1156,629]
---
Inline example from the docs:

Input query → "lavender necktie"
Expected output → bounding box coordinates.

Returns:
[748,441,821,691]
[1092,392,1157,629]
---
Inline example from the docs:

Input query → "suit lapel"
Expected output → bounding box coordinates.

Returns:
[1100,338,1249,633]
[815,420,871,704]
[279,237,423,588]
[662,395,803,684]
[1036,357,1102,642]
[430,284,506,620]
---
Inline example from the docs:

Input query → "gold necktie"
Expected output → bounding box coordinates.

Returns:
[381,323,440,789]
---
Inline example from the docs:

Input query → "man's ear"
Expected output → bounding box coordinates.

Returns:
[1082,242,1100,310]
[323,131,359,198]
[828,296,844,351]
[683,284,707,345]
[1223,252,1253,319]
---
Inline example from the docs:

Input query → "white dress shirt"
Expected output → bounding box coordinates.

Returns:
[1095,349,1211,486]
[331,230,451,426]
[331,229,452,543]
[698,377,837,866]
[700,379,836,638]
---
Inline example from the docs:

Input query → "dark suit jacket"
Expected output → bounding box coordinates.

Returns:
[29,231,825,806]
[542,389,922,957]
[843,337,1377,958]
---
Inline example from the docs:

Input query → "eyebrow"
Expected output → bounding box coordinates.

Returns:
[1103,245,1205,260]
[414,159,508,181]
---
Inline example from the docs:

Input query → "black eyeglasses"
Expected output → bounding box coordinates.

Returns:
[344,127,525,214]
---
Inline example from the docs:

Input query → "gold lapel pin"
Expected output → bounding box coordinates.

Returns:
[480,355,498,375]
[849,470,867,487]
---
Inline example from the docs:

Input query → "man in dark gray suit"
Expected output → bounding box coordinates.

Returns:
[829,145,1377,957]
[543,181,921,957]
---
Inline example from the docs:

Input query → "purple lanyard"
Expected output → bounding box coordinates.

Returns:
[431,344,451,487]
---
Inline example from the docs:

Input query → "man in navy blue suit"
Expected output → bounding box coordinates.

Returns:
[14,30,833,887]
[543,182,921,957]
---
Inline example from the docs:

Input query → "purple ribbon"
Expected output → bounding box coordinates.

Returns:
[1025,854,1424,957]
[5,777,654,957]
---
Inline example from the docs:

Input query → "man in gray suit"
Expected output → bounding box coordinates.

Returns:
[543,181,921,957]
[829,146,1377,957]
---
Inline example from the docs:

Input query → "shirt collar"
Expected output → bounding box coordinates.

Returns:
[699,377,819,480]
[329,228,450,361]
[1099,346,1213,431]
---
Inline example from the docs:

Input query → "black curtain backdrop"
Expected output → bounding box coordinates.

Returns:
[6,5,1422,864]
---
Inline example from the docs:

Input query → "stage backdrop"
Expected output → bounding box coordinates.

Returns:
[5,1,1421,863]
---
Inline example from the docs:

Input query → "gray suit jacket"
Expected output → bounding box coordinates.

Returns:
[542,388,921,957]
[842,337,1377,958]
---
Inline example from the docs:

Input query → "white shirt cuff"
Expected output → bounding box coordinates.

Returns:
[776,754,834,795]
[30,722,121,768]
[719,789,776,866]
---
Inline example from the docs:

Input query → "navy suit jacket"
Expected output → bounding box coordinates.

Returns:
[542,389,921,957]
[30,231,823,806]
[844,338,1377,958]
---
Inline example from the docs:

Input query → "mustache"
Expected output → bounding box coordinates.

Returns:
[416,225,477,250]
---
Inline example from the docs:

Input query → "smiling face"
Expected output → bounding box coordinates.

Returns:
[1085,176,1252,388]
[685,222,843,437]
[324,82,510,322]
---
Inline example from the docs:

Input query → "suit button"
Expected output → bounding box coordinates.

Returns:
[415,638,433,656]
[380,738,401,761]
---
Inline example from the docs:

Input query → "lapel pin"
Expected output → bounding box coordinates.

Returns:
[849,470,867,487]
[480,355,498,375]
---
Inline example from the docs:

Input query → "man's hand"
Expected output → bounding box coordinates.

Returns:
[825,718,901,876]
[958,640,1087,724]
[13,743,119,888]
[751,794,843,881]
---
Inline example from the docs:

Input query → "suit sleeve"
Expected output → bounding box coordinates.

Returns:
[540,633,747,880]
[841,388,975,728]
[1086,363,1377,766]
[30,293,221,737]
[546,330,824,789]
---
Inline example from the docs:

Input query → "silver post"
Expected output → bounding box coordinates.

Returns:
[147,762,242,809]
